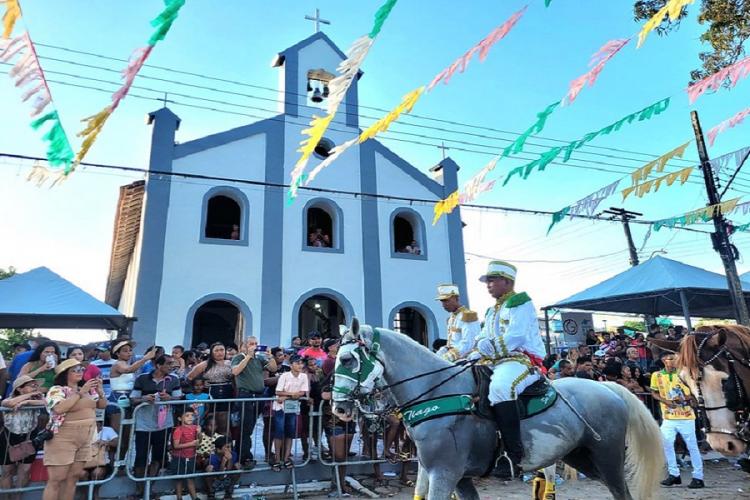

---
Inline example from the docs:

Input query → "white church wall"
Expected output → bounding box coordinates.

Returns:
[151,136,267,347]
[278,117,366,346]
[372,152,455,341]
[294,39,349,122]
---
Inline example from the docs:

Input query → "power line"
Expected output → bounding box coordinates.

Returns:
[0,151,716,233]
[29,43,709,167]
[11,70,749,197]
[465,249,628,264]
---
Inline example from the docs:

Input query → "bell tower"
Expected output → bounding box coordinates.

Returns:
[271,32,360,128]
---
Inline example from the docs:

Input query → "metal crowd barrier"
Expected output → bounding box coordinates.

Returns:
[127,396,313,499]
[0,403,125,500]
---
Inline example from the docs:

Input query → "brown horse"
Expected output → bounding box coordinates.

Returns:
[677,325,750,457]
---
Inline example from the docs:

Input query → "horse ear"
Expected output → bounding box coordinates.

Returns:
[717,328,728,346]
[351,317,360,338]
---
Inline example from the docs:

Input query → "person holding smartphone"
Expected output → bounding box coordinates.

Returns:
[19,341,60,394]
[230,337,277,469]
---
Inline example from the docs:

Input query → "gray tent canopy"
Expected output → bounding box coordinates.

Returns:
[547,256,750,320]
[0,267,129,330]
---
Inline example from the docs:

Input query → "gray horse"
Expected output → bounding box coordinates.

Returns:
[332,321,664,500]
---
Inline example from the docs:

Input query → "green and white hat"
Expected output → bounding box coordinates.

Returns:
[435,284,460,300]
[479,260,517,283]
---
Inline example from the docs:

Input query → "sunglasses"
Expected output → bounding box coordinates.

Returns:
[71,366,86,373]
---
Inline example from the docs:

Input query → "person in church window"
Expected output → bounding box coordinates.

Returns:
[405,240,421,255]
[308,228,331,248]
[230,224,240,241]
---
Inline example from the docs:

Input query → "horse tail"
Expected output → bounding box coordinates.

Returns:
[602,382,664,500]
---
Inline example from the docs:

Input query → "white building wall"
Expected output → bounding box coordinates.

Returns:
[278,119,365,346]
[373,152,453,339]
[153,134,267,347]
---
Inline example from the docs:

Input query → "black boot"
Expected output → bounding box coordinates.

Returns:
[491,400,524,479]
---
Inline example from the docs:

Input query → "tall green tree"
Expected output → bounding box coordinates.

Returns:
[0,267,33,360]
[634,0,750,83]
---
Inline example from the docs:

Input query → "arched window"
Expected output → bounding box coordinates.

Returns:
[187,294,252,349]
[200,187,249,245]
[303,198,343,252]
[390,208,427,259]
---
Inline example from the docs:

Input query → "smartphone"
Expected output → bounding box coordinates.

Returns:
[45,354,56,369]
[257,345,268,352]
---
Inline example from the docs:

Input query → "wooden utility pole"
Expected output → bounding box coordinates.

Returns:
[603,208,642,267]
[691,111,750,326]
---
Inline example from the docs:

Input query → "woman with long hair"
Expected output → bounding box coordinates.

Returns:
[188,342,233,434]
[19,341,60,394]
[0,375,45,498]
[42,358,107,500]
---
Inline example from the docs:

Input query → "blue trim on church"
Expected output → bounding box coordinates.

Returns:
[131,108,180,346]
[260,119,286,347]
[292,287,356,335]
[199,186,250,247]
[360,141,384,327]
[440,157,469,302]
[174,116,283,159]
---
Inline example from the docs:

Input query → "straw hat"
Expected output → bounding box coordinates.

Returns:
[111,340,132,355]
[11,375,36,393]
[54,358,81,375]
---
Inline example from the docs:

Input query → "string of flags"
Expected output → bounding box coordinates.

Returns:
[303,5,527,193]
[711,146,750,177]
[707,106,750,146]
[687,55,750,104]
[653,198,741,231]
[1,0,74,182]
[288,0,399,201]
[637,0,695,48]
[622,166,694,200]
[546,179,620,234]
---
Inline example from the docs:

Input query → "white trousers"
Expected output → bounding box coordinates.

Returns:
[489,360,540,404]
[661,418,703,479]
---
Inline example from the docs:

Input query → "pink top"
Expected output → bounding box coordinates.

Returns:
[273,371,309,411]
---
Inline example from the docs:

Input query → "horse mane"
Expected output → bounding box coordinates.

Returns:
[678,324,750,379]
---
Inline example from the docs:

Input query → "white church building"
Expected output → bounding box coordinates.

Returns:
[105,32,468,349]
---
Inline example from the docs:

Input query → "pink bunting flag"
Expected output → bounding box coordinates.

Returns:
[707,106,750,146]
[687,55,750,104]
[427,5,527,91]
[564,38,630,105]
[110,45,153,112]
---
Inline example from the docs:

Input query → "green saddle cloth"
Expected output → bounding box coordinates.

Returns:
[518,381,558,419]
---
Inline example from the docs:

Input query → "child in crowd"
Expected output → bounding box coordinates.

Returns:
[272,354,309,470]
[185,377,211,424]
[171,408,201,500]
[205,436,240,500]
[197,414,223,471]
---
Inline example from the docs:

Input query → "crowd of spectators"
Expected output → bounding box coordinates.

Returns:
[0,330,408,499]
[543,325,687,400]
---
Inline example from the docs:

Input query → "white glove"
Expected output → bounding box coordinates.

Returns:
[475,337,497,357]
[467,350,482,361]
[435,346,448,358]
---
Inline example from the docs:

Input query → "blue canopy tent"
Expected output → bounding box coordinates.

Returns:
[547,256,750,331]
[0,267,130,330]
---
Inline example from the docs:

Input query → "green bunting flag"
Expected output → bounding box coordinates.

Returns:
[547,206,571,234]
[502,101,561,157]
[504,97,671,187]
[30,111,74,173]
[369,0,398,38]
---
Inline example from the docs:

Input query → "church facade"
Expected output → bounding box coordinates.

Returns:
[105,32,468,349]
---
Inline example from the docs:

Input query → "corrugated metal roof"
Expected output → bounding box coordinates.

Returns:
[105,181,145,307]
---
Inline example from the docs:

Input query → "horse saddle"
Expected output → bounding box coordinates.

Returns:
[472,365,558,420]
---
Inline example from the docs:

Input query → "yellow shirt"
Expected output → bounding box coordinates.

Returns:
[650,370,695,420]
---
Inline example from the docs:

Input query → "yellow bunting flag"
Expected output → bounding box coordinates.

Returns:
[289,113,335,194]
[637,0,695,48]
[432,190,459,225]
[75,107,113,165]
[1,0,20,39]
[624,166,693,200]
[630,141,691,185]
[359,86,424,143]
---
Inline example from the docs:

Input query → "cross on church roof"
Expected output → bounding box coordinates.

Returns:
[304,8,330,33]
[437,142,450,160]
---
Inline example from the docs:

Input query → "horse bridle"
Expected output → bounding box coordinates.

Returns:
[692,332,749,439]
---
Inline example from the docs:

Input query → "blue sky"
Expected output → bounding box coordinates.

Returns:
[1,1,749,342]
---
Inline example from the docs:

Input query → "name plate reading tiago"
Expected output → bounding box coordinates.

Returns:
[401,395,474,427]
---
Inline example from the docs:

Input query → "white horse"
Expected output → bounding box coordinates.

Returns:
[332,320,663,500]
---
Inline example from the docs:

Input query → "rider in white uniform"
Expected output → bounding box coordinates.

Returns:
[471,260,546,476]
[434,284,480,362]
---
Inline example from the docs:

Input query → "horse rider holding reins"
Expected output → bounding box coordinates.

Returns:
[469,260,546,478]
